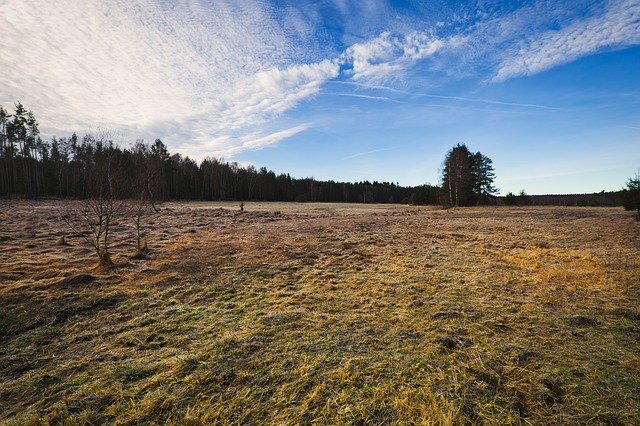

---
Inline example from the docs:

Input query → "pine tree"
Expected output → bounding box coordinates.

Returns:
[622,170,640,216]
[471,152,498,203]
[441,144,497,206]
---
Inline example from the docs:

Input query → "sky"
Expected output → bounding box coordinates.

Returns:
[1,0,639,195]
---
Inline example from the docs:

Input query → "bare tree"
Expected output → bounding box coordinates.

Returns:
[131,190,152,257]
[61,133,126,266]
[63,196,125,265]
[129,140,163,257]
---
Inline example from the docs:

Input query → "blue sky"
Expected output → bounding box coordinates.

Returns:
[1,0,639,194]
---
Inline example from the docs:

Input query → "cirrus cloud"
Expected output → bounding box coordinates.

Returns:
[494,0,640,81]
[1,0,639,162]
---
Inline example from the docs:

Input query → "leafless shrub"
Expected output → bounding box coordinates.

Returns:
[62,195,126,266]
[131,191,158,257]
[130,141,162,258]
[60,132,127,266]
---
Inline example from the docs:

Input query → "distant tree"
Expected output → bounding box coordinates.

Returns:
[26,110,39,158]
[441,143,474,206]
[518,190,532,205]
[8,103,27,157]
[151,138,169,162]
[26,111,42,195]
[7,103,29,195]
[0,106,9,156]
[441,143,497,206]
[149,138,170,200]
[244,165,258,200]
[410,184,440,205]
[0,106,11,195]
[504,192,518,205]
[471,152,498,203]
[622,170,640,217]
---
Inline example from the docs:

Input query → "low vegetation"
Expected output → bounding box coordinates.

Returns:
[1,201,638,424]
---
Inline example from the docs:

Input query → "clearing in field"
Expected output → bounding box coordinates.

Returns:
[0,201,639,424]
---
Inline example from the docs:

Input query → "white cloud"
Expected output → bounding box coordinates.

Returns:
[218,60,340,130]
[342,147,397,160]
[341,31,445,83]
[415,94,559,110]
[0,0,446,161]
[242,125,311,152]
[0,0,317,160]
[177,125,311,159]
[494,0,640,81]
[323,93,403,103]
[2,0,639,163]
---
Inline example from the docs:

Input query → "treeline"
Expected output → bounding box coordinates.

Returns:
[0,103,440,204]
[502,191,623,207]
[8,102,626,209]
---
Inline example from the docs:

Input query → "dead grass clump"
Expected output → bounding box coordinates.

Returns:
[57,273,97,287]
[502,246,616,289]
[112,363,158,383]
[567,315,598,327]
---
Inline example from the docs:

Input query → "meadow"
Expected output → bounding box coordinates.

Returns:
[0,201,638,424]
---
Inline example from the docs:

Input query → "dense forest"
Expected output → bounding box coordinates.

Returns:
[0,103,631,208]
[0,103,442,204]
[501,191,624,207]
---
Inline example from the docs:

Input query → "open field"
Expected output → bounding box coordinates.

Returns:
[1,200,639,424]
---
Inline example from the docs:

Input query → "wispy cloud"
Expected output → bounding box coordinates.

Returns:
[415,94,560,110]
[323,93,404,103]
[342,147,398,160]
[236,125,311,155]
[494,0,640,81]
[0,1,446,160]
[1,0,638,163]
[0,0,322,160]
[165,124,310,159]
[341,31,447,83]
[218,60,340,130]
[326,81,411,94]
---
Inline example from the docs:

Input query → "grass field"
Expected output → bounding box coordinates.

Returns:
[1,201,639,424]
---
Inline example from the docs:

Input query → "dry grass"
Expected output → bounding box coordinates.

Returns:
[0,201,639,425]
